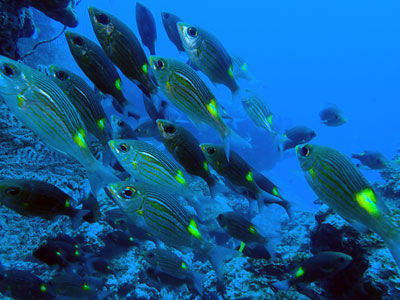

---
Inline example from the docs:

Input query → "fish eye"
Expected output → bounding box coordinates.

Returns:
[117,120,125,126]
[96,13,110,25]
[1,63,18,77]
[5,187,20,196]
[164,124,176,134]
[121,187,135,199]
[187,27,198,37]
[147,252,154,258]
[156,59,165,70]
[72,36,84,47]
[118,143,130,152]
[310,131,316,138]
[56,71,68,80]
[163,13,169,19]
[300,146,310,157]
[207,147,216,155]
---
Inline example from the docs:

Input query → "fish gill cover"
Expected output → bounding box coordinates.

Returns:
[0,0,399,299]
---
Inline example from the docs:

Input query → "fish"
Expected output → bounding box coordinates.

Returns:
[88,6,158,97]
[99,230,139,259]
[0,56,119,195]
[0,179,88,229]
[156,119,221,198]
[110,115,137,140]
[87,257,115,275]
[351,151,389,170]
[241,90,276,135]
[105,181,237,281]
[231,55,252,81]
[143,248,205,294]
[296,143,400,268]
[64,31,128,114]
[48,65,111,149]
[149,56,242,160]
[136,2,157,55]
[217,211,276,259]
[0,267,56,300]
[28,0,78,28]
[319,104,346,126]
[133,120,160,139]
[161,12,185,52]
[33,239,83,268]
[272,251,352,290]
[81,192,101,223]
[142,93,168,122]
[282,126,316,151]
[177,22,240,96]
[108,139,190,193]
[200,143,293,219]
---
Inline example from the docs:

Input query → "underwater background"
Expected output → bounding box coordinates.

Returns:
[1,0,400,299]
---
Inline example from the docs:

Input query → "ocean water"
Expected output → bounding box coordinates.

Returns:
[1,0,400,299]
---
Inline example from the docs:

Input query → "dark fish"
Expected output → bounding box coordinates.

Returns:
[0,179,88,229]
[235,243,272,260]
[351,151,388,170]
[143,93,167,122]
[110,115,137,140]
[33,240,82,268]
[156,119,220,198]
[283,126,316,150]
[81,193,101,223]
[0,268,56,300]
[161,12,184,52]
[0,56,119,195]
[99,230,139,259]
[48,65,111,148]
[200,143,292,219]
[136,2,157,55]
[105,181,237,281]
[133,120,160,139]
[87,257,114,275]
[177,22,240,96]
[296,144,400,268]
[143,248,205,294]
[64,31,128,113]
[217,211,275,258]
[273,251,352,290]
[319,105,346,126]
[149,56,241,160]
[28,0,78,27]
[88,6,158,97]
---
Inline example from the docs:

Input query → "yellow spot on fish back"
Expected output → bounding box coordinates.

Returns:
[206,99,219,118]
[40,284,47,292]
[248,225,257,235]
[272,187,280,197]
[97,118,105,131]
[17,94,25,107]
[114,78,122,91]
[82,283,91,291]
[175,169,186,185]
[245,171,253,182]
[267,115,273,125]
[142,64,148,74]
[73,129,87,149]
[64,198,70,208]
[137,209,144,215]
[308,168,316,179]
[239,241,246,253]
[180,262,187,270]
[355,188,379,217]
[74,250,80,256]
[187,219,202,239]
[295,267,305,278]
[228,64,234,78]
[203,161,209,172]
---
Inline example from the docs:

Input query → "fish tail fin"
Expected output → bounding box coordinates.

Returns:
[260,192,294,221]
[87,161,119,196]
[272,279,290,291]
[192,272,206,295]
[122,104,141,121]
[70,209,90,230]
[222,127,252,161]
[206,245,238,282]
[264,240,276,260]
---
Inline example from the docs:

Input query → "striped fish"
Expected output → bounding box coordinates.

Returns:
[296,144,400,268]
[0,56,118,194]
[48,65,111,147]
[64,31,128,113]
[231,55,252,81]
[177,22,239,97]
[149,56,237,160]
[108,139,189,192]
[105,181,237,281]
[88,6,157,97]
[241,90,275,135]
[200,143,292,219]
[143,248,205,294]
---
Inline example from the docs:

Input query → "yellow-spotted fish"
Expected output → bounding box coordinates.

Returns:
[296,144,400,268]
[105,181,237,281]
[0,56,118,194]
[149,56,245,161]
